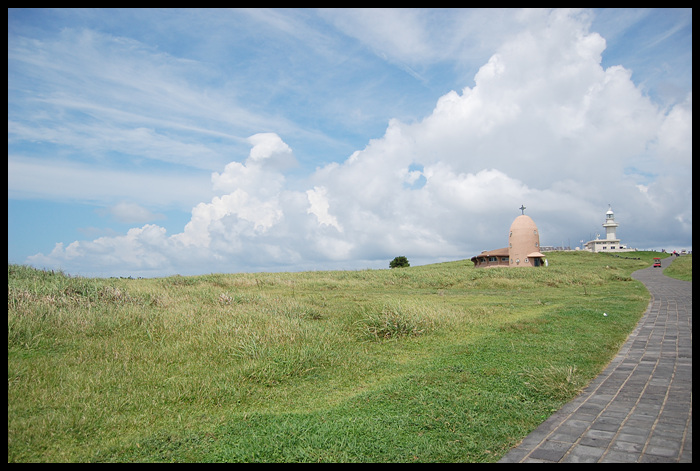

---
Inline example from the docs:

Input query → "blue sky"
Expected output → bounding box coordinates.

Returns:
[8,8,692,277]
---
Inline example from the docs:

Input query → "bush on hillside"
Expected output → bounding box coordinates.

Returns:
[389,256,410,269]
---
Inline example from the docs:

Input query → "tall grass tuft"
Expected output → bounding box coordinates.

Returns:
[357,302,431,340]
[520,363,585,400]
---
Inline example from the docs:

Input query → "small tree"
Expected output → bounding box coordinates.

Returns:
[389,256,410,269]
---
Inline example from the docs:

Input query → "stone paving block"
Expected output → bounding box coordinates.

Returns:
[610,439,645,453]
[591,416,624,432]
[639,453,680,463]
[647,438,681,456]
[601,450,642,462]
[561,444,605,463]
[528,440,572,462]
[579,429,615,447]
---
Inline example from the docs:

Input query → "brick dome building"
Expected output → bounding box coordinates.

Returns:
[471,206,546,268]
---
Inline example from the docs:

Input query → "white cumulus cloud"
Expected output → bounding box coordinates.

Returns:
[24,9,692,277]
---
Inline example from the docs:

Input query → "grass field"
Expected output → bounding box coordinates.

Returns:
[663,253,692,281]
[8,251,684,462]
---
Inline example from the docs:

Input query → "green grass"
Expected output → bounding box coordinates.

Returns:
[664,253,692,281]
[8,251,662,462]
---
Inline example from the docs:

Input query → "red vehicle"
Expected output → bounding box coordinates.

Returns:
[653,258,661,268]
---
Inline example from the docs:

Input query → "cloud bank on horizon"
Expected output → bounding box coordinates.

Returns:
[8,8,692,277]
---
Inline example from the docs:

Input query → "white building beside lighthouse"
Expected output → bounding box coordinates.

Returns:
[584,205,634,253]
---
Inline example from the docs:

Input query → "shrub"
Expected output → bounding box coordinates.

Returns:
[389,256,410,268]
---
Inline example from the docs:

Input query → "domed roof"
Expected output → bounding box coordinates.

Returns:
[509,214,538,232]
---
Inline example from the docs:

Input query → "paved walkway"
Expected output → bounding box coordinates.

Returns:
[499,255,692,463]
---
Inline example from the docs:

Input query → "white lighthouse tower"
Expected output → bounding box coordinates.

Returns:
[584,205,633,252]
[603,204,619,241]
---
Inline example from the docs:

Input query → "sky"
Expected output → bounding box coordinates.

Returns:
[8,8,693,278]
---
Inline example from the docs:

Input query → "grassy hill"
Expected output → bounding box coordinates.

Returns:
[8,251,670,462]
